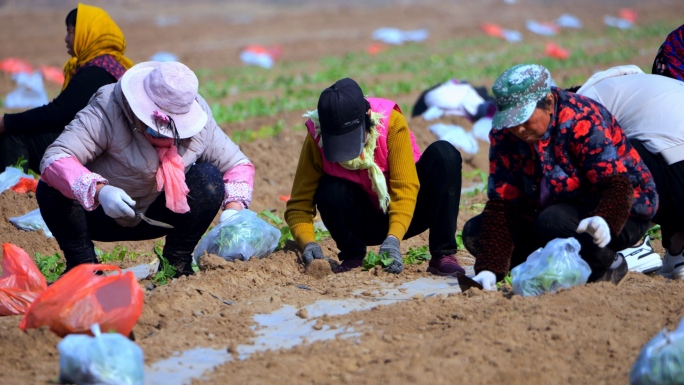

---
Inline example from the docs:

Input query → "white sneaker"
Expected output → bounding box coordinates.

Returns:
[619,236,663,274]
[655,249,684,280]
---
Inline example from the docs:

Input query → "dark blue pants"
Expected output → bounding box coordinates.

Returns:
[36,163,225,275]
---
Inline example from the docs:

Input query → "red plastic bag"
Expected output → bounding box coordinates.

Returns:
[38,66,65,85]
[0,58,33,75]
[10,177,38,193]
[0,243,47,316]
[545,43,570,60]
[20,264,144,337]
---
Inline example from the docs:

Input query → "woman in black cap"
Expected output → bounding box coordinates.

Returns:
[285,78,464,275]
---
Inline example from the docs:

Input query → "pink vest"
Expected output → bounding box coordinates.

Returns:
[305,97,422,209]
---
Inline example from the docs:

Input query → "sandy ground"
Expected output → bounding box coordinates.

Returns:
[0,0,683,384]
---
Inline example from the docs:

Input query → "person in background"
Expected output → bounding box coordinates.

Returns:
[0,4,133,173]
[285,78,464,275]
[37,61,254,277]
[652,23,684,81]
[574,65,684,280]
[465,64,658,290]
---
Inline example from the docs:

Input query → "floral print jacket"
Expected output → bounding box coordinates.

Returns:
[487,87,657,220]
[474,88,658,278]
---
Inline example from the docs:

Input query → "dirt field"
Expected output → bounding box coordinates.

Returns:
[0,0,683,384]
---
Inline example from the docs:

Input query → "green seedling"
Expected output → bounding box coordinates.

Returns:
[258,210,330,250]
[496,271,513,291]
[152,255,176,286]
[152,240,176,285]
[646,224,662,240]
[10,156,40,179]
[34,252,65,283]
[96,245,147,263]
[456,231,465,251]
[363,250,394,271]
[404,246,431,265]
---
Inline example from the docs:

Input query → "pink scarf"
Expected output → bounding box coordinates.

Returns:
[144,133,190,213]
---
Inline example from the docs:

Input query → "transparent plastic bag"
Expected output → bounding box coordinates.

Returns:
[193,209,280,263]
[630,318,684,385]
[4,71,49,109]
[9,208,53,238]
[512,237,591,297]
[58,324,144,385]
[0,167,23,194]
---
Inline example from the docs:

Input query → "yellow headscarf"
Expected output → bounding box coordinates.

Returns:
[62,3,134,90]
[305,109,391,213]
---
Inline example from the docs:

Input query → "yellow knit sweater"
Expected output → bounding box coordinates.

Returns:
[285,110,420,249]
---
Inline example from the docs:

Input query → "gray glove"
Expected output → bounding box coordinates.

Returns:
[302,242,324,265]
[380,235,403,274]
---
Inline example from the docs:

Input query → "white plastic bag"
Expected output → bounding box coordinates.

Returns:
[0,167,23,194]
[512,238,591,297]
[58,324,144,385]
[9,208,53,238]
[630,318,684,385]
[472,118,493,142]
[4,71,49,109]
[193,209,280,263]
[429,124,479,155]
[372,28,429,45]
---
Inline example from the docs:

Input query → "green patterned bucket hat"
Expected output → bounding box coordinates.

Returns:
[491,64,552,130]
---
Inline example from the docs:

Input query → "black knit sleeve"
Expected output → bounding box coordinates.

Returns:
[473,198,518,280]
[590,174,634,236]
[4,66,117,135]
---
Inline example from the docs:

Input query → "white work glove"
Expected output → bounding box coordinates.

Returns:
[219,209,239,224]
[97,185,136,219]
[576,216,611,248]
[472,270,497,291]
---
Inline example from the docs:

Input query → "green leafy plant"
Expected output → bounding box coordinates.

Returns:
[496,271,513,291]
[152,255,176,286]
[258,210,330,250]
[95,245,147,263]
[152,240,177,285]
[403,246,431,265]
[456,231,465,250]
[646,224,662,240]
[363,250,393,271]
[10,156,40,179]
[34,252,65,283]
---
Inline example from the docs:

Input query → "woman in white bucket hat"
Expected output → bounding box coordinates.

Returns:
[36,61,255,277]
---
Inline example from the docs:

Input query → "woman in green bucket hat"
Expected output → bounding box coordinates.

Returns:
[463,64,658,290]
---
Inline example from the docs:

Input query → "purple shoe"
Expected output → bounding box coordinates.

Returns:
[332,258,363,274]
[427,255,465,276]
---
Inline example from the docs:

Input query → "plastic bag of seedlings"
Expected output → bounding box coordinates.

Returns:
[512,237,591,297]
[58,324,144,385]
[193,209,280,263]
[630,318,684,385]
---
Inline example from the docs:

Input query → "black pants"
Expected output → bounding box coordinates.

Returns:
[463,202,650,281]
[0,131,61,173]
[631,139,684,250]
[36,163,225,274]
[314,141,462,260]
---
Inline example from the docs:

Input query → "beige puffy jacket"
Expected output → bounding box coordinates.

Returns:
[40,82,249,227]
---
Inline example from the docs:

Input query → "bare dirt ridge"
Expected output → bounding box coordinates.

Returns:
[0,1,683,384]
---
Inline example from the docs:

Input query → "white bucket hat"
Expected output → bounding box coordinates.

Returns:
[120,61,207,139]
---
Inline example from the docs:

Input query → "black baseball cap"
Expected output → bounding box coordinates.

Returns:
[317,78,367,162]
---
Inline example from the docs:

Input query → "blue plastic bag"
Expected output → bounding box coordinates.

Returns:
[630,318,684,385]
[512,237,591,297]
[57,324,144,385]
[193,209,280,263]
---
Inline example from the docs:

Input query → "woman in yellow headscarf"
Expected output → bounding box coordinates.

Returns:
[0,3,133,173]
